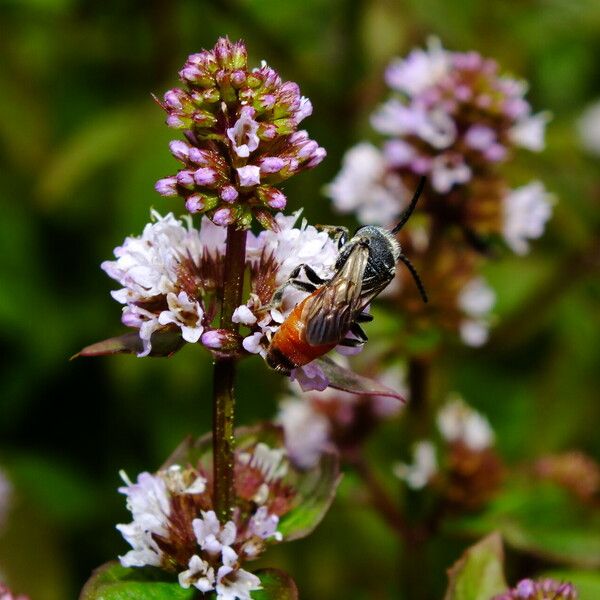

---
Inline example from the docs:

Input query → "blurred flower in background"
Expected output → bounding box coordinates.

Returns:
[493,578,578,600]
[0,469,11,532]
[326,37,554,347]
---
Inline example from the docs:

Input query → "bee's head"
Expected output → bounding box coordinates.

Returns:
[354,225,401,261]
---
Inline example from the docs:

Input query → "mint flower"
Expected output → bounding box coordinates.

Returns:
[155,37,325,227]
[277,367,406,468]
[437,395,494,451]
[327,38,552,255]
[457,276,496,347]
[393,441,438,490]
[101,211,225,356]
[115,427,339,598]
[493,578,578,600]
[503,181,554,255]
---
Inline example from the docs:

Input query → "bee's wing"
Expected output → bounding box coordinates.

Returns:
[304,243,371,346]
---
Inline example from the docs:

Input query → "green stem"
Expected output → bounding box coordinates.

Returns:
[212,225,247,522]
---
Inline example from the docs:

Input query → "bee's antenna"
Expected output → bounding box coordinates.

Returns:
[398,254,428,303]
[391,176,426,234]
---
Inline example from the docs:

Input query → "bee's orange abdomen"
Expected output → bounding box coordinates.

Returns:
[266,294,337,372]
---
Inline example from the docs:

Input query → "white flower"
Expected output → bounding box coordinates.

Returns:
[437,396,494,451]
[248,506,283,541]
[385,37,450,96]
[178,555,215,593]
[509,112,550,151]
[394,441,438,490]
[102,212,225,355]
[215,547,262,600]
[430,153,472,193]
[577,100,600,155]
[226,110,260,158]
[458,277,495,317]
[289,360,331,392]
[236,165,261,187]
[325,142,407,226]
[193,510,237,556]
[276,397,330,469]
[237,443,289,483]
[232,305,257,325]
[458,277,495,347]
[158,291,204,343]
[116,471,171,568]
[503,181,553,255]
[418,108,457,149]
[161,464,206,495]
[459,319,490,347]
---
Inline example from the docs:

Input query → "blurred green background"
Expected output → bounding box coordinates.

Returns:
[0,1,599,598]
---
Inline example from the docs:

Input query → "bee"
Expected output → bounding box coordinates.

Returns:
[266,177,428,373]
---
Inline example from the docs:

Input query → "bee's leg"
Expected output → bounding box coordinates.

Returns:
[349,322,368,342]
[356,312,373,323]
[268,264,322,309]
[301,265,328,286]
[338,337,365,348]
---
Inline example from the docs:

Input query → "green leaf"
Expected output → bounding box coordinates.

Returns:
[252,569,298,600]
[79,561,197,600]
[73,330,185,359]
[315,356,406,401]
[450,482,600,569]
[444,533,507,600]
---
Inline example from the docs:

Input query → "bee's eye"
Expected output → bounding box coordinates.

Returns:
[338,233,347,248]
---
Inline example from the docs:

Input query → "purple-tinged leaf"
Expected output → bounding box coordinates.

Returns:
[316,356,406,401]
[252,568,299,600]
[72,330,184,359]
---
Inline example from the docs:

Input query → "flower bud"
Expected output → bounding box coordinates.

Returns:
[212,206,236,226]
[257,186,287,209]
[169,140,190,161]
[155,177,178,197]
[185,194,205,213]
[193,167,218,187]
[176,170,196,189]
[220,185,239,203]
[259,157,286,174]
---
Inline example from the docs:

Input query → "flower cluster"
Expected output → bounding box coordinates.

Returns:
[328,38,552,253]
[155,37,325,227]
[102,210,354,387]
[395,396,503,508]
[326,39,554,347]
[277,367,405,468]
[101,211,225,356]
[493,578,578,600]
[117,442,292,599]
